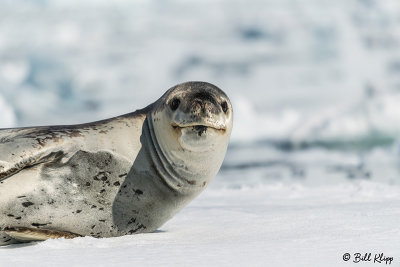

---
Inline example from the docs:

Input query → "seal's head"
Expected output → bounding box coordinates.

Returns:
[149,81,233,192]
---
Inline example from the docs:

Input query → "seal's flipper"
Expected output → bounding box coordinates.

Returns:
[4,227,81,241]
[0,151,65,181]
[0,125,86,181]
[0,114,143,182]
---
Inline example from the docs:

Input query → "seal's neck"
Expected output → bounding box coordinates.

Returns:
[144,116,205,194]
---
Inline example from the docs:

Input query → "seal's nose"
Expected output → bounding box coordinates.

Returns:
[193,99,203,113]
[190,92,219,115]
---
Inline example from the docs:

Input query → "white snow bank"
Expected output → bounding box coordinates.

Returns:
[290,93,400,145]
[231,92,400,146]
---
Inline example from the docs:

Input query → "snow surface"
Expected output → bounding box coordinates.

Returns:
[1,178,399,266]
[1,0,400,266]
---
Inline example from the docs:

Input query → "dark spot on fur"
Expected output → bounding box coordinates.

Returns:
[128,224,146,234]
[91,205,97,209]
[194,125,207,136]
[91,225,96,229]
[36,138,45,147]
[76,210,82,213]
[100,189,106,193]
[118,173,127,177]
[32,223,49,227]
[99,208,104,211]
[93,171,110,182]
[15,217,21,220]
[113,181,120,186]
[22,201,34,207]
[7,214,14,217]
[135,189,143,195]
[99,220,106,222]
[184,178,196,185]
[127,218,136,225]
[86,182,91,186]
[17,195,26,198]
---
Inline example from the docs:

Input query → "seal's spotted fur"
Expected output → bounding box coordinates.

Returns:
[0,82,233,245]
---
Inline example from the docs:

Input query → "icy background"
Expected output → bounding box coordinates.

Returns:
[1,0,400,266]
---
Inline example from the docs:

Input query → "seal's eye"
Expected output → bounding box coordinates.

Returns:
[221,101,228,113]
[170,98,181,111]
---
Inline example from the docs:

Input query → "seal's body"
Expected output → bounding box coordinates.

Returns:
[0,82,233,245]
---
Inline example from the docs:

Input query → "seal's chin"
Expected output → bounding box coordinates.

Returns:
[173,124,224,152]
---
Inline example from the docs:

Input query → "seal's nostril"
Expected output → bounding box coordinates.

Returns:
[170,98,180,111]
[195,100,202,109]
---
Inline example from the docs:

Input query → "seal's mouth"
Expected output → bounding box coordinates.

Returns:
[171,123,226,136]
[174,123,225,151]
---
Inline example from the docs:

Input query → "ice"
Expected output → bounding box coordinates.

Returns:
[0,94,16,128]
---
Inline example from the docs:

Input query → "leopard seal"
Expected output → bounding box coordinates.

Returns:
[0,81,233,245]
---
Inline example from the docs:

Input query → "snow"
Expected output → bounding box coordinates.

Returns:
[1,0,400,266]
[1,181,399,266]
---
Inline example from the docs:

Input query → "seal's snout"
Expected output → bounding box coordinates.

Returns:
[190,92,220,115]
[191,99,212,115]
